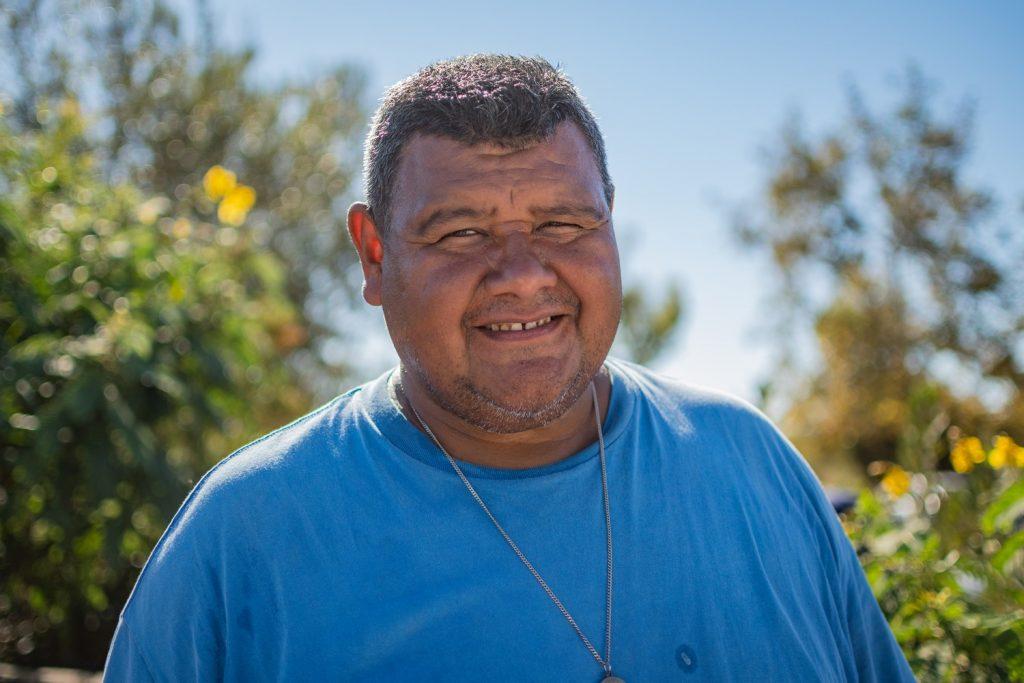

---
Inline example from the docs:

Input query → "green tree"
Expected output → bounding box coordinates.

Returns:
[735,67,1024,483]
[2,0,368,399]
[0,0,369,667]
[617,281,684,366]
[0,101,309,667]
[849,436,1024,680]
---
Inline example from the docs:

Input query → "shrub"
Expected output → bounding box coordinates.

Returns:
[846,437,1024,681]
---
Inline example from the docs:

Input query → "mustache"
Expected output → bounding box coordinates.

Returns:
[464,291,580,325]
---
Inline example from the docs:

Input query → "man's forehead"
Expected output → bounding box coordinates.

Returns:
[405,121,596,169]
[404,131,539,159]
[392,122,604,216]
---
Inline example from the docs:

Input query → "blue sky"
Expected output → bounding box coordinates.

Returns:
[205,0,1023,405]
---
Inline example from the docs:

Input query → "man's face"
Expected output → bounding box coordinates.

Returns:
[366,121,621,433]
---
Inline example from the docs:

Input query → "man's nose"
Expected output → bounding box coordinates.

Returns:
[483,234,558,298]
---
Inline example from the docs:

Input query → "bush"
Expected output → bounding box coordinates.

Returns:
[0,101,309,668]
[846,436,1024,681]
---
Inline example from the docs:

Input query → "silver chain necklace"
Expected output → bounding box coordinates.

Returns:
[399,380,623,683]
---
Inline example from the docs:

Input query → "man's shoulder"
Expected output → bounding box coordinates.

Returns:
[119,377,387,618]
[153,374,389,543]
[198,373,387,492]
[196,393,343,495]
[608,357,814,477]
[608,357,770,428]
[613,360,848,556]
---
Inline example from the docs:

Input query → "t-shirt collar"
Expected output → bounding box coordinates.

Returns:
[360,359,636,479]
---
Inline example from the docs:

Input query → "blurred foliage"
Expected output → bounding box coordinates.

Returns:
[0,96,311,666]
[736,66,1024,484]
[0,0,369,667]
[849,435,1024,681]
[2,0,368,399]
[617,280,684,366]
[740,66,1024,679]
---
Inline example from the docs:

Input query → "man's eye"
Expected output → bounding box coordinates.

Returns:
[441,228,482,240]
[538,222,583,233]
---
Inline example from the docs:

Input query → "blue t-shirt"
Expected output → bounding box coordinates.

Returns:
[104,359,913,682]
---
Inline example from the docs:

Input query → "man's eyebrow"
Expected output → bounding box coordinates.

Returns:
[415,207,494,234]
[530,204,608,221]
[413,204,607,234]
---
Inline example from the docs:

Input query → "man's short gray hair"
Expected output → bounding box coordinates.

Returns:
[363,54,614,233]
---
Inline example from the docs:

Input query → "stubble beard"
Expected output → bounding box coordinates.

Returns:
[406,354,599,434]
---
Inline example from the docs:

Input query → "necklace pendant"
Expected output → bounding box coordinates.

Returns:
[600,676,625,683]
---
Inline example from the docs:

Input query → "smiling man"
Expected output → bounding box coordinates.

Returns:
[104,55,914,682]
[352,119,622,465]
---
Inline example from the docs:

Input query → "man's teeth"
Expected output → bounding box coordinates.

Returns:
[487,316,553,332]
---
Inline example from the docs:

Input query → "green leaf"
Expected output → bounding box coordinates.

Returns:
[58,367,104,423]
[982,477,1024,535]
[991,530,1024,575]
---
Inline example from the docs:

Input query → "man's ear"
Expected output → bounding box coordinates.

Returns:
[347,202,384,306]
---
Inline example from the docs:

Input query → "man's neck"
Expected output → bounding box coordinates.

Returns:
[394,366,611,469]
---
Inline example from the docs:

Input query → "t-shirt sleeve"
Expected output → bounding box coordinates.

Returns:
[841,544,917,682]
[102,470,234,681]
[752,408,916,682]
[103,616,156,682]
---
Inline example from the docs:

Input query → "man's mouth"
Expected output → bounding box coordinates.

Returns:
[483,316,555,332]
[473,314,568,341]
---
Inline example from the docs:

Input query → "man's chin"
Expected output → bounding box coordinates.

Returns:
[446,367,592,434]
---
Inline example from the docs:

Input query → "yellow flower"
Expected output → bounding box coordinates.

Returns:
[963,437,986,464]
[203,165,237,201]
[217,204,246,226]
[989,435,1014,469]
[1013,445,1024,468]
[217,185,256,226]
[950,440,974,473]
[881,465,910,498]
[989,449,1006,469]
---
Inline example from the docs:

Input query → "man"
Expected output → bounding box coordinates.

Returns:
[105,55,914,681]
